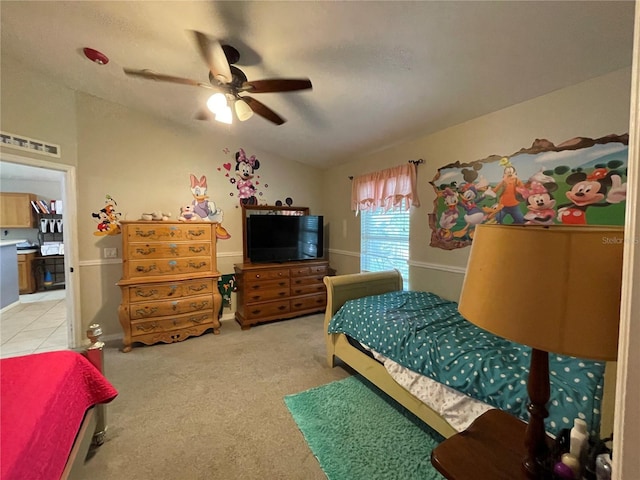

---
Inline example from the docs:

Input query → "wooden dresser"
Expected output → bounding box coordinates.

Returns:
[117,221,222,352]
[234,260,329,329]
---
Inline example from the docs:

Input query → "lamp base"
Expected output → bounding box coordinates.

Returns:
[523,348,551,478]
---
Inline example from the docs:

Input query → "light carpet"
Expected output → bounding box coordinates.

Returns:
[284,375,445,480]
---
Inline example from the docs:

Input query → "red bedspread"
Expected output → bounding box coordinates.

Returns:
[0,350,118,480]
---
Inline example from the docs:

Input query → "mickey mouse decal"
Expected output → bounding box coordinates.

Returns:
[557,169,627,225]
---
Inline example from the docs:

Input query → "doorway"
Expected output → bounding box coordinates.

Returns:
[0,152,80,350]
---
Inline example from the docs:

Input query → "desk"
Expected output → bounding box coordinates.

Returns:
[431,409,554,480]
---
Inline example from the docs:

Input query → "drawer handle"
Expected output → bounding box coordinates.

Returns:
[255,274,261,279]
[135,247,156,256]
[136,264,157,273]
[134,289,158,298]
[135,229,155,238]
[251,285,261,290]
[278,305,287,311]
[135,307,158,317]
[279,292,287,297]
[251,309,262,315]
[189,314,209,324]
[278,282,287,287]
[251,296,262,301]
[189,301,210,310]
[136,322,158,332]
[188,284,208,292]
[293,303,303,308]
[188,261,207,269]
[187,229,205,237]
[189,246,206,253]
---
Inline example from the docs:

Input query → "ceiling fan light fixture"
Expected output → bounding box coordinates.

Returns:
[207,93,227,113]
[235,98,254,121]
[215,105,233,124]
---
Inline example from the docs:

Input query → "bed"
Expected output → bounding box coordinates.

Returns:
[0,324,118,480]
[324,270,616,440]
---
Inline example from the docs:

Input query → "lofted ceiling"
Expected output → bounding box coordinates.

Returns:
[0,1,635,170]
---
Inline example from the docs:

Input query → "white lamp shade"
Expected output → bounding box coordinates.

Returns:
[215,105,233,124]
[207,93,227,113]
[235,98,254,121]
[458,224,624,361]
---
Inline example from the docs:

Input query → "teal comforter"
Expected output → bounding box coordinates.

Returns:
[327,291,605,437]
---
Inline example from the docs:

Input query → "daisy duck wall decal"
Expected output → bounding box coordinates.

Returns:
[187,174,230,239]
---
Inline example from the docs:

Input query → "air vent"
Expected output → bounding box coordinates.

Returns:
[0,131,61,158]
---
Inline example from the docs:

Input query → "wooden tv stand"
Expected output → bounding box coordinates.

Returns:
[234,259,329,330]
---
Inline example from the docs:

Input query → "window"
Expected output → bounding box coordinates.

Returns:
[360,203,410,288]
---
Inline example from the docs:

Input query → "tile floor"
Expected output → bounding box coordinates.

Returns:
[0,289,68,359]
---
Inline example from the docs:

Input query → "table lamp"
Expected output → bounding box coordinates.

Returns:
[458,224,623,478]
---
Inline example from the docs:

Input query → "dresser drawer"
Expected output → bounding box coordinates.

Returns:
[245,287,290,303]
[127,279,215,303]
[291,275,325,287]
[127,242,211,259]
[310,265,328,275]
[128,223,212,242]
[127,257,213,278]
[244,269,289,281]
[291,283,326,296]
[244,300,290,320]
[129,294,214,319]
[245,278,290,291]
[131,310,214,337]
[290,293,326,312]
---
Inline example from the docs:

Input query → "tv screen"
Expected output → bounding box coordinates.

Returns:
[247,214,324,263]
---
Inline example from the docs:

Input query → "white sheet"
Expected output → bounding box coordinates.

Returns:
[368,348,494,432]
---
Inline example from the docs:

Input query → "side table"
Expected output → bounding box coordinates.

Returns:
[431,409,554,480]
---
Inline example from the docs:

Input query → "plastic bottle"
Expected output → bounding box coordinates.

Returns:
[43,270,53,287]
[569,418,588,473]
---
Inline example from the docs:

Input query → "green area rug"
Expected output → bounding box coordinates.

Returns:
[284,375,445,480]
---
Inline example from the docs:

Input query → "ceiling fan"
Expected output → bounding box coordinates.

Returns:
[123,30,312,125]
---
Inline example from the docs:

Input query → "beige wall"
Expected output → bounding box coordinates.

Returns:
[323,67,632,301]
[0,55,78,167]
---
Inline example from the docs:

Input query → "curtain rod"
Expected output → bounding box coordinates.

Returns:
[348,159,423,180]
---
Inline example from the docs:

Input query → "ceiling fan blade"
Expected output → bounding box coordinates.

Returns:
[242,96,286,125]
[242,78,312,93]
[123,68,215,89]
[191,30,232,84]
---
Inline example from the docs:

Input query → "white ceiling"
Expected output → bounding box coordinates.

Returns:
[0,1,635,171]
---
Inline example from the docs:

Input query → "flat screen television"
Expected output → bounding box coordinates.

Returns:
[246,214,324,263]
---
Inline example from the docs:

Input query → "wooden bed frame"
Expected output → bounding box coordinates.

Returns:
[323,270,616,439]
[63,323,109,480]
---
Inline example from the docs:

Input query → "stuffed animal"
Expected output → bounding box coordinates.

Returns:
[178,204,201,222]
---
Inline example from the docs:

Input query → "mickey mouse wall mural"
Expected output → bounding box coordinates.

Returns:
[429,134,628,250]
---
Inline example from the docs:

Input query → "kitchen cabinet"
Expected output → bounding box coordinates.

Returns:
[18,252,36,294]
[0,192,37,228]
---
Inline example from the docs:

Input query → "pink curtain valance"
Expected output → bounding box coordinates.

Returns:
[351,163,420,214]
